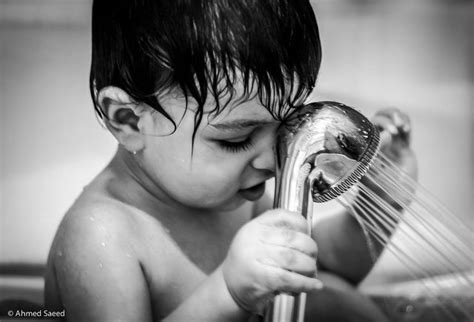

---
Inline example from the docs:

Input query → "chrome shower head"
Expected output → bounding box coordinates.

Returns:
[267,101,382,322]
[275,100,381,204]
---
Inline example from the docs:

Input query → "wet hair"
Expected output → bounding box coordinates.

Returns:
[90,0,322,138]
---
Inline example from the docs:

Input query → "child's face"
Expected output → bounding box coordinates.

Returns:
[137,89,284,212]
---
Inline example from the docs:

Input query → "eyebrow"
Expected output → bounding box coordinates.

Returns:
[209,119,275,131]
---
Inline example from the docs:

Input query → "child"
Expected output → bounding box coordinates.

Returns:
[45,0,417,321]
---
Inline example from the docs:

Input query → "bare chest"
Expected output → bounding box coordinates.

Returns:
[140,209,251,319]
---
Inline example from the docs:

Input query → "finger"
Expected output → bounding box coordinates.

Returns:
[261,228,318,258]
[257,210,308,234]
[259,246,317,277]
[372,114,399,136]
[373,108,411,144]
[266,266,323,293]
[374,118,411,149]
[374,108,411,134]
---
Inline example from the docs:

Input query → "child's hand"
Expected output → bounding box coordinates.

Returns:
[222,210,321,315]
[363,108,418,209]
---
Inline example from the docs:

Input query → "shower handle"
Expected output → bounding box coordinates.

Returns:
[264,155,315,322]
[264,101,382,322]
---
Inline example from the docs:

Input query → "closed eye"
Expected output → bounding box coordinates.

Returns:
[217,137,254,153]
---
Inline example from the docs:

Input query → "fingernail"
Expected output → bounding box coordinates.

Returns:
[313,279,324,290]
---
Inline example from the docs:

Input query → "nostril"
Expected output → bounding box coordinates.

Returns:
[260,169,275,180]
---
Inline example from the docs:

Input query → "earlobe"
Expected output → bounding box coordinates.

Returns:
[97,86,146,152]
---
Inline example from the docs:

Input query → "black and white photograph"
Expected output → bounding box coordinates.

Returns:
[1,0,473,321]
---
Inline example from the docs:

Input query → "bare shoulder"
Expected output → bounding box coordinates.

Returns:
[47,187,177,278]
[51,192,159,261]
[44,192,170,320]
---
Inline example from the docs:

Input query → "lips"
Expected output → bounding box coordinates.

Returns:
[238,182,266,201]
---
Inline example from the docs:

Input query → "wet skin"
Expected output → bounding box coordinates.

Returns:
[45,91,413,321]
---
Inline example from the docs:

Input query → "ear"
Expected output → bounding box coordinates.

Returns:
[98,86,150,153]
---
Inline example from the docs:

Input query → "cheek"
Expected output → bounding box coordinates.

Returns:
[142,130,251,208]
[184,141,248,185]
[166,160,245,209]
[187,156,245,190]
[149,144,245,194]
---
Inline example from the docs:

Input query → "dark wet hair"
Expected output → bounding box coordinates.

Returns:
[90,0,322,138]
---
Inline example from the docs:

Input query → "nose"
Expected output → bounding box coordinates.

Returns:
[250,135,276,177]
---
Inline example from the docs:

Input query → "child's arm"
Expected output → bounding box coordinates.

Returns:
[52,207,320,321]
[53,209,242,322]
[162,267,248,322]
[165,210,322,320]
[50,210,153,321]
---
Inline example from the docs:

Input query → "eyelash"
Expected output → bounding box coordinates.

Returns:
[218,137,254,153]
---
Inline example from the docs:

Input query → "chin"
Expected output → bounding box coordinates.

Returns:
[218,199,247,212]
[196,195,247,212]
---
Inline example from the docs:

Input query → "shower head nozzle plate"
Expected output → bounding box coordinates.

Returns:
[276,101,381,203]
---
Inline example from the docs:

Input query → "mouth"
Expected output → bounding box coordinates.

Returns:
[238,182,266,201]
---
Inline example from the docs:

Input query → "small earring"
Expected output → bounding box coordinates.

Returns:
[132,151,137,155]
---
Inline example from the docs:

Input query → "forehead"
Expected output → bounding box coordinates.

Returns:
[206,98,276,127]
[203,75,293,126]
[158,70,306,129]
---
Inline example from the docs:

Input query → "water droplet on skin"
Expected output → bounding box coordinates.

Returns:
[405,304,414,313]
[89,216,95,222]
[57,251,63,257]
[126,253,132,258]
[98,263,103,269]
[101,242,106,247]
